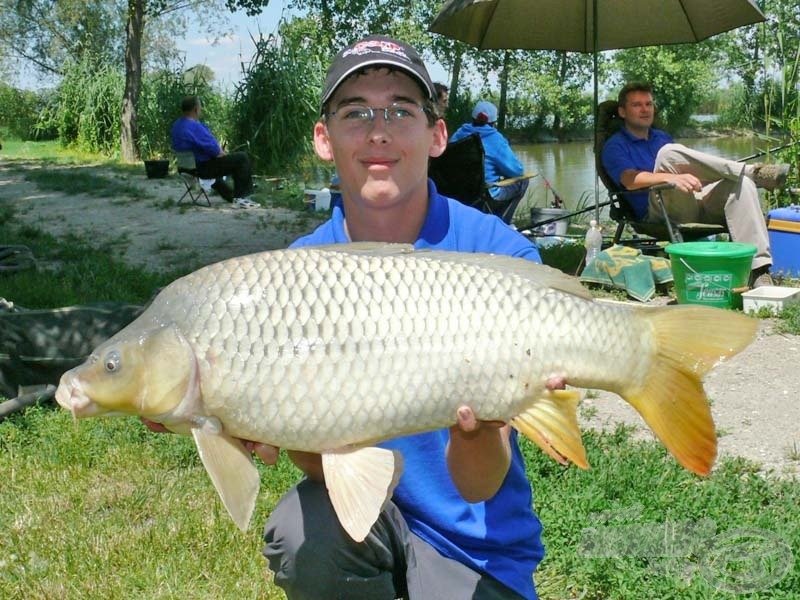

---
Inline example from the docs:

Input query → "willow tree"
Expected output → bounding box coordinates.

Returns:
[120,0,258,162]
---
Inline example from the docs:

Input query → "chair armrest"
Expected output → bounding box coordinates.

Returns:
[489,172,537,188]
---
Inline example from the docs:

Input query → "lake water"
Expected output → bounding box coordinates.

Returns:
[514,137,761,219]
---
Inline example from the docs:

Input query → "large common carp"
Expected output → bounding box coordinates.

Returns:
[56,243,756,541]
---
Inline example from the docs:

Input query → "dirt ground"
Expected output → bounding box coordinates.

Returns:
[1,160,798,477]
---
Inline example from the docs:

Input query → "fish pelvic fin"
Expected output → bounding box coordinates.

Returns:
[624,306,758,476]
[322,447,403,542]
[511,389,589,469]
[192,427,260,531]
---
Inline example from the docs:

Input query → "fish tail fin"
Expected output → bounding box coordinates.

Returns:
[621,306,758,476]
[511,389,589,469]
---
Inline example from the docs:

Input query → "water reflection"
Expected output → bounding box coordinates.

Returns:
[304,136,766,223]
[514,137,760,218]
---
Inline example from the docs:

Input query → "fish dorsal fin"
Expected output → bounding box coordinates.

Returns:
[192,427,261,531]
[309,241,416,256]
[511,389,589,469]
[322,446,403,542]
[427,252,591,299]
[307,243,591,300]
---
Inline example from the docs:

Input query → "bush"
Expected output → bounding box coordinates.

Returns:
[230,30,324,175]
[137,65,230,160]
[40,55,124,154]
[0,84,52,141]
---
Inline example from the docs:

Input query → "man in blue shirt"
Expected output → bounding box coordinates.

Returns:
[602,82,790,287]
[170,96,257,209]
[451,100,530,210]
[247,35,546,600]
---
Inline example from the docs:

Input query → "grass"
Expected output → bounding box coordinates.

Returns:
[775,301,800,335]
[2,410,798,599]
[21,166,152,201]
[1,139,108,163]
[0,405,295,599]
[528,426,800,599]
[0,207,177,308]
[2,142,800,598]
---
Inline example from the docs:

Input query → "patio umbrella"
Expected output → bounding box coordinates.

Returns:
[429,0,767,220]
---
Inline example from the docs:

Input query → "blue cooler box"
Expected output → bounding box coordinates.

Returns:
[767,206,800,277]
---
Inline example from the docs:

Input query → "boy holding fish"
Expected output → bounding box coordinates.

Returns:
[252,35,546,599]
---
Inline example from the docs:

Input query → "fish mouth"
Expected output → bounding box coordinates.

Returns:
[55,371,100,418]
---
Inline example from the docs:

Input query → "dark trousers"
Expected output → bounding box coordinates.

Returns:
[262,478,526,600]
[195,152,253,200]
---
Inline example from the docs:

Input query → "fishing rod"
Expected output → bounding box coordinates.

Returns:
[541,177,566,208]
[528,138,799,231]
[737,139,799,163]
[525,199,614,231]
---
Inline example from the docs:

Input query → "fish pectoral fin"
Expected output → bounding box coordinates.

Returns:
[322,447,404,543]
[192,427,260,532]
[511,389,589,469]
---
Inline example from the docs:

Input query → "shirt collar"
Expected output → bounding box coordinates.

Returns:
[620,125,651,142]
[331,179,449,246]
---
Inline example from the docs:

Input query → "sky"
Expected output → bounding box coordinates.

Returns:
[10,4,283,91]
[12,4,447,92]
[178,5,448,92]
[179,3,287,91]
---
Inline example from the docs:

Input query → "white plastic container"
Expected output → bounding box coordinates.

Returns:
[530,207,570,236]
[304,188,332,211]
[742,286,800,314]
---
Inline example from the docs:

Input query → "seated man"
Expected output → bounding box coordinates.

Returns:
[434,82,449,115]
[170,95,257,209]
[602,81,790,287]
[450,101,530,208]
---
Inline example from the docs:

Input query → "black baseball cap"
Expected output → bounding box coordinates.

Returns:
[320,35,436,114]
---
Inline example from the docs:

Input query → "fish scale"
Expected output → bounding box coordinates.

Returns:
[171,250,630,447]
[56,243,757,540]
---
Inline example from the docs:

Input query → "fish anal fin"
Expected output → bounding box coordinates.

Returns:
[322,447,403,542]
[511,389,589,469]
[192,428,260,531]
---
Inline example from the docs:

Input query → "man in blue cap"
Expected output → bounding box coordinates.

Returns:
[451,100,531,209]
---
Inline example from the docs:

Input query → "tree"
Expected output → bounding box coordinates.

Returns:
[1,0,261,160]
[611,43,719,132]
[0,0,124,77]
[116,0,276,162]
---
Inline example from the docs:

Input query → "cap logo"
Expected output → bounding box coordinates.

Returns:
[343,40,411,63]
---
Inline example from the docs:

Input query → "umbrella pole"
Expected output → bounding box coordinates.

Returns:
[593,0,600,224]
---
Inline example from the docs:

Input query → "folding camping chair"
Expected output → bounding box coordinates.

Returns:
[595,100,726,248]
[428,133,537,225]
[175,151,212,207]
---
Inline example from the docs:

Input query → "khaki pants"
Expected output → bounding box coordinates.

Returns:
[649,144,771,269]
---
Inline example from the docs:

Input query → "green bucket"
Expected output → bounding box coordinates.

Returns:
[665,242,756,309]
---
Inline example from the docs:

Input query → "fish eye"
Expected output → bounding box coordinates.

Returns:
[103,350,121,373]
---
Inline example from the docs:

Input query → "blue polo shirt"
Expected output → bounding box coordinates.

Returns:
[290,179,543,599]
[601,127,673,219]
[170,117,222,164]
[450,123,526,199]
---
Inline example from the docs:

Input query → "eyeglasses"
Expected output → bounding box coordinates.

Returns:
[325,102,428,130]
